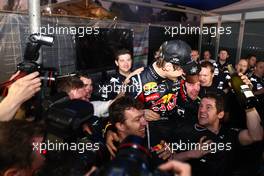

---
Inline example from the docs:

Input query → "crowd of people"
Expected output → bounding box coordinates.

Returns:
[0,39,263,176]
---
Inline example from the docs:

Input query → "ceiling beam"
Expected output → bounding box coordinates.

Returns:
[102,0,218,16]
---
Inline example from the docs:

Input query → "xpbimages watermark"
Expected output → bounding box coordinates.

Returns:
[164,24,232,38]
[38,24,100,37]
[161,140,232,154]
[32,140,100,154]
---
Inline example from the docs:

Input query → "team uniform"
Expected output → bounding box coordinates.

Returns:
[126,64,182,146]
[214,60,230,91]
[173,123,241,176]
[176,79,200,125]
[249,74,264,122]
[100,71,126,100]
[250,74,264,92]
[199,78,226,98]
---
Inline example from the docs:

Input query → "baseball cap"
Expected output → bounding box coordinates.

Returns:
[159,40,192,67]
[184,61,201,84]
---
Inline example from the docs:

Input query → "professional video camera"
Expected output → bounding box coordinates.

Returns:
[38,99,109,176]
[95,135,173,176]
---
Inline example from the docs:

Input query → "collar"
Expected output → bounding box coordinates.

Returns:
[148,64,164,82]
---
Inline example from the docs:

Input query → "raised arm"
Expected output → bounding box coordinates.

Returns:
[0,72,41,121]
[239,107,263,145]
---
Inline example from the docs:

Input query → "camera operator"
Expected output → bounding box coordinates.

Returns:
[0,71,41,121]
[56,75,115,119]
[0,119,45,176]
[56,76,86,101]
[76,72,112,118]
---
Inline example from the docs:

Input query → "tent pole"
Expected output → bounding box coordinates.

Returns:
[236,13,245,63]
[28,0,42,64]
[214,15,222,61]
[198,15,204,56]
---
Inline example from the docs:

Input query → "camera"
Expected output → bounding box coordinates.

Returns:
[18,33,57,83]
[0,34,57,97]
[38,99,109,176]
[95,135,173,176]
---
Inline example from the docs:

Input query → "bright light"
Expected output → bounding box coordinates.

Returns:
[46,7,51,14]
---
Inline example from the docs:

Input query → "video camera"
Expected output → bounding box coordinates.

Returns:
[38,99,109,176]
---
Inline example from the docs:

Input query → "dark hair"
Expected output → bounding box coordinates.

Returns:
[115,49,132,61]
[76,71,92,80]
[237,58,248,64]
[203,92,224,113]
[57,76,84,93]
[256,60,264,65]
[0,120,45,173]
[219,49,229,54]
[203,50,211,54]
[200,61,215,74]
[156,57,166,68]
[109,96,144,125]
[246,54,256,59]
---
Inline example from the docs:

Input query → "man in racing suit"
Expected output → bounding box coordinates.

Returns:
[105,40,197,154]
[124,40,195,147]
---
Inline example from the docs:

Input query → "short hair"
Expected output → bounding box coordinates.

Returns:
[0,120,45,173]
[246,54,256,59]
[256,60,264,65]
[156,57,166,68]
[155,45,171,68]
[76,71,92,80]
[219,49,229,54]
[237,58,248,64]
[203,92,224,113]
[115,49,132,61]
[203,50,211,54]
[200,61,215,74]
[109,96,144,125]
[57,76,84,93]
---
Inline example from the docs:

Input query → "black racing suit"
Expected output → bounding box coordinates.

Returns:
[126,64,182,146]
[172,123,240,176]
[214,60,230,91]
[249,74,264,123]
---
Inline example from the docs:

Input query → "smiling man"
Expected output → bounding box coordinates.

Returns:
[171,92,263,176]
[108,96,147,141]
[176,62,201,125]
[100,49,133,100]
